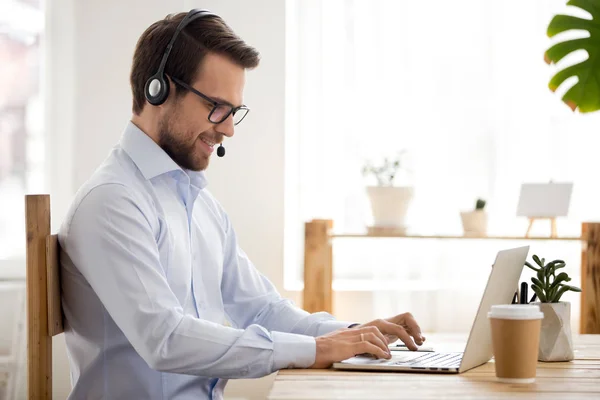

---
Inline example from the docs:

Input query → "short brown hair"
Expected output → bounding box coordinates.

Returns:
[130,12,260,115]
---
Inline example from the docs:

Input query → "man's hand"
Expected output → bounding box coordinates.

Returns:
[353,312,425,351]
[310,326,391,369]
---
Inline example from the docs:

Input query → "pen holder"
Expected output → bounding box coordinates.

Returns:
[536,302,574,362]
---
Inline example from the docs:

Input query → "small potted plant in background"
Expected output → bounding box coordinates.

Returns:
[526,255,581,362]
[362,151,413,233]
[460,198,488,236]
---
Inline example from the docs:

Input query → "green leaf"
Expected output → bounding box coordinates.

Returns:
[545,262,554,277]
[566,285,582,293]
[545,0,600,113]
[552,285,571,302]
[525,261,540,272]
[537,268,546,288]
[531,277,544,290]
[532,255,543,267]
[548,261,566,277]
[531,284,547,303]
[550,259,566,267]
[548,284,560,301]
[546,261,556,277]
[549,272,571,290]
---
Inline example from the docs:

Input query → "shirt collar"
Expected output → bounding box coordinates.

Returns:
[120,121,208,189]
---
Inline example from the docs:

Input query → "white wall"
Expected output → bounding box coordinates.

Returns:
[46,0,289,399]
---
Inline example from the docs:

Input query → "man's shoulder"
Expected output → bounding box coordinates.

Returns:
[61,148,153,231]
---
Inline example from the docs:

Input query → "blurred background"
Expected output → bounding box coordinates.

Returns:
[1,0,598,398]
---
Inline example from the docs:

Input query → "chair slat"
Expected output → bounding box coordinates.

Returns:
[26,194,52,399]
[46,234,64,336]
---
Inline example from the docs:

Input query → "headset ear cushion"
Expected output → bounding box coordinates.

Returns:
[144,74,170,106]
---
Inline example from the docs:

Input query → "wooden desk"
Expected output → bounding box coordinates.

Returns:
[268,334,600,399]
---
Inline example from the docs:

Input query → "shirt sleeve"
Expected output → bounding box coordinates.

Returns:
[219,213,355,369]
[60,183,315,378]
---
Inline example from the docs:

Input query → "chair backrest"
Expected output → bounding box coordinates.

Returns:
[25,194,64,400]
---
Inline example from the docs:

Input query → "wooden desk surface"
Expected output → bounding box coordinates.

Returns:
[268,334,600,399]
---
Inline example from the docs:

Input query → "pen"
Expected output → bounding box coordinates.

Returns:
[520,282,528,304]
[530,293,537,303]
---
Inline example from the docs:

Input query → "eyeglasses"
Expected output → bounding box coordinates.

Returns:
[170,76,249,125]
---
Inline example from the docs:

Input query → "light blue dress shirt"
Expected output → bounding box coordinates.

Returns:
[58,121,352,400]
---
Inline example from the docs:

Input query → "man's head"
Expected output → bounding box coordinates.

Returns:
[130,11,259,171]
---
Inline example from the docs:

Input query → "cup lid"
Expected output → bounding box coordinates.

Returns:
[487,304,544,320]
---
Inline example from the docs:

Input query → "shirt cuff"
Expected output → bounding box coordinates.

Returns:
[316,320,359,336]
[272,331,316,371]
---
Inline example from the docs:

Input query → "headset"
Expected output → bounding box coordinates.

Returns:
[144,9,216,106]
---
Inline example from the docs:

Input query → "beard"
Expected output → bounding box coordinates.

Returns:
[157,113,209,172]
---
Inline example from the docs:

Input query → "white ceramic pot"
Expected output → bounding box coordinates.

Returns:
[537,302,574,362]
[460,210,488,236]
[366,186,414,229]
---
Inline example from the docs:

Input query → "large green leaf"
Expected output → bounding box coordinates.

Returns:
[545,0,600,113]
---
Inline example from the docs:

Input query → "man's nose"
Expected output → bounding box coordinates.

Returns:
[217,114,235,138]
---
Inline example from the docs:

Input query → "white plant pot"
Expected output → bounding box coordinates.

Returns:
[537,302,574,362]
[460,210,488,236]
[366,186,414,229]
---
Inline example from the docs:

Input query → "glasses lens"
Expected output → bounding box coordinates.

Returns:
[233,108,249,125]
[209,105,232,123]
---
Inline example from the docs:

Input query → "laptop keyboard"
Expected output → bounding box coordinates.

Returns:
[390,352,463,368]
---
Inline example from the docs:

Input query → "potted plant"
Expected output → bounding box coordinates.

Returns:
[545,0,600,113]
[460,198,487,236]
[525,255,581,362]
[362,152,413,232]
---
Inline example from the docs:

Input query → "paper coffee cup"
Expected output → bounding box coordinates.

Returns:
[488,304,544,383]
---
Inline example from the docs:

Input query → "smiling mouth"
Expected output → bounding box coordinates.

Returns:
[200,137,216,148]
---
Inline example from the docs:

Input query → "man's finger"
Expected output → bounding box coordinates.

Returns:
[385,334,399,344]
[356,341,391,360]
[362,325,390,346]
[381,320,417,350]
[359,332,390,355]
[401,313,425,344]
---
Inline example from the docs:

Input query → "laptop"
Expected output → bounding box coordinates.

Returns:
[333,246,529,374]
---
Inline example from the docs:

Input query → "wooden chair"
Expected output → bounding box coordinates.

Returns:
[25,194,64,399]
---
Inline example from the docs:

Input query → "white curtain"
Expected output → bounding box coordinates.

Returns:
[286,0,598,332]
[0,0,45,269]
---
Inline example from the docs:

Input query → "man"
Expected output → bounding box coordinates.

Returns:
[59,9,425,399]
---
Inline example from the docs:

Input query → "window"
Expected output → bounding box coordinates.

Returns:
[285,0,595,332]
[0,0,45,268]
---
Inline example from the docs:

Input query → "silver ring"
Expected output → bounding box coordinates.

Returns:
[360,333,364,342]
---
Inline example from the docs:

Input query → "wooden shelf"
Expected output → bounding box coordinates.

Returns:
[303,219,600,334]
[331,232,583,241]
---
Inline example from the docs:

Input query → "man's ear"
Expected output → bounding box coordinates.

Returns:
[160,75,179,106]
[165,75,175,97]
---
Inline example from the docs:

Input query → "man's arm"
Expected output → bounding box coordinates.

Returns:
[60,183,316,377]
[219,212,354,337]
